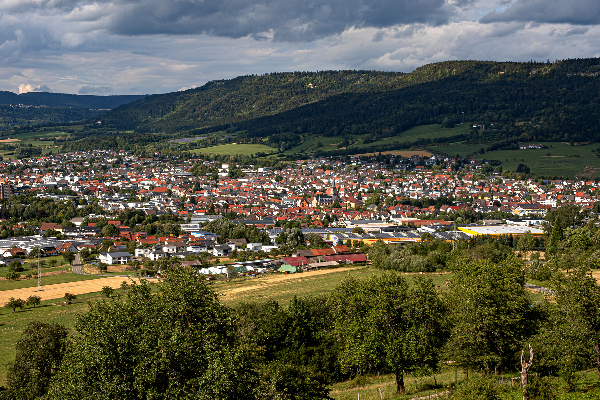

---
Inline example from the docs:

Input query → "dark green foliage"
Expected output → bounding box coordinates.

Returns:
[236,296,340,382]
[47,268,256,399]
[5,322,69,400]
[450,374,504,400]
[329,273,448,393]
[26,295,41,308]
[445,256,544,372]
[5,297,25,312]
[91,59,600,153]
[255,362,332,400]
[63,293,76,304]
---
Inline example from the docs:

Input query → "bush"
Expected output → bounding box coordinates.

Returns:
[351,375,371,388]
[451,374,504,400]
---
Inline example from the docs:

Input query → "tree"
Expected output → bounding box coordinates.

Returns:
[541,267,600,379]
[516,164,530,174]
[46,267,257,399]
[100,223,120,237]
[79,248,90,261]
[101,286,114,298]
[444,256,542,373]
[306,233,326,249]
[517,231,536,255]
[276,228,305,249]
[62,251,75,265]
[6,270,21,281]
[5,321,69,400]
[97,262,108,273]
[26,295,41,308]
[63,293,76,305]
[329,273,448,394]
[6,297,26,313]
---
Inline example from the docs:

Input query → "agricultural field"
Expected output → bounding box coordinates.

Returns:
[0,264,547,388]
[348,124,471,150]
[433,143,483,157]
[434,141,600,178]
[9,131,71,140]
[481,142,600,178]
[191,143,276,156]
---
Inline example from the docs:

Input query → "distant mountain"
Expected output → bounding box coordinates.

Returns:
[0,91,148,109]
[96,58,600,150]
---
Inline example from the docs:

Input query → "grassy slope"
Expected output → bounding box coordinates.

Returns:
[434,141,600,178]
[191,143,277,156]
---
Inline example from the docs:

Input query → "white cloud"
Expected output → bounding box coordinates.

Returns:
[18,83,52,93]
[0,0,597,95]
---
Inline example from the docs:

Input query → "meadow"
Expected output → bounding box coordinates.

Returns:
[281,124,471,156]
[0,265,548,392]
[191,143,277,156]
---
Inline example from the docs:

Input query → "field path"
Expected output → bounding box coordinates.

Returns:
[0,277,135,304]
[218,266,361,300]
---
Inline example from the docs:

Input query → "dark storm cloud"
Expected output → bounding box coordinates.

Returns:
[481,0,600,25]
[65,0,450,42]
[78,85,113,94]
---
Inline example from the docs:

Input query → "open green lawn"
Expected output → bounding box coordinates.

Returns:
[348,124,472,149]
[0,272,102,291]
[191,143,277,156]
[481,142,600,178]
[434,141,600,178]
[10,131,71,140]
[0,289,128,386]
[283,124,472,156]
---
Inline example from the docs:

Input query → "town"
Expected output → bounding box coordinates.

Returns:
[0,148,591,276]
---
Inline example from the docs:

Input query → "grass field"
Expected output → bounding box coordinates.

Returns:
[349,124,471,149]
[0,272,102,291]
[0,265,550,389]
[0,289,124,385]
[191,143,277,156]
[434,141,600,178]
[9,131,70,140]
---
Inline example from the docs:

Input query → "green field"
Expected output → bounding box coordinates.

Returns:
[284,136,343,155]
[282,124,471,156]
[0,289,122,385]
[10,131,70,140]
[349,124,471,149]
[191,143,277,156]
[0,266,545,390]
[434,141,600,178]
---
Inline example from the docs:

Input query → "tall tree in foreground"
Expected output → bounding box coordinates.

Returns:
[6,321,68,400]
[46,268,256,399]
[545,267,600,379]
[444,256,542,373]
[329,273,448,394]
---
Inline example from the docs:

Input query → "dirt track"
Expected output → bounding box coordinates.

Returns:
[218,266,361,300]
[0,277,137,304]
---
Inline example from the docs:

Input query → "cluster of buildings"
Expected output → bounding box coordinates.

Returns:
[0,149,595,270]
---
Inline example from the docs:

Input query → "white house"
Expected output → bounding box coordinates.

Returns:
[99,252,132,265]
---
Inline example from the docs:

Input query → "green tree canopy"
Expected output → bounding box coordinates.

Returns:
[6,321,68,400]
[328,273,448,394]
[46,267,257,399]
[444,256,543,373]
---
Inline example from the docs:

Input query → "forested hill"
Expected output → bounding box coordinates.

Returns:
[0,91,148,109]
[98,58,600,144]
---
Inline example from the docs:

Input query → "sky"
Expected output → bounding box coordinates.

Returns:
[1,0,599,96]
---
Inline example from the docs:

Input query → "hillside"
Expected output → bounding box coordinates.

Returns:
[97,59,600,152]
[0,92,148,109]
